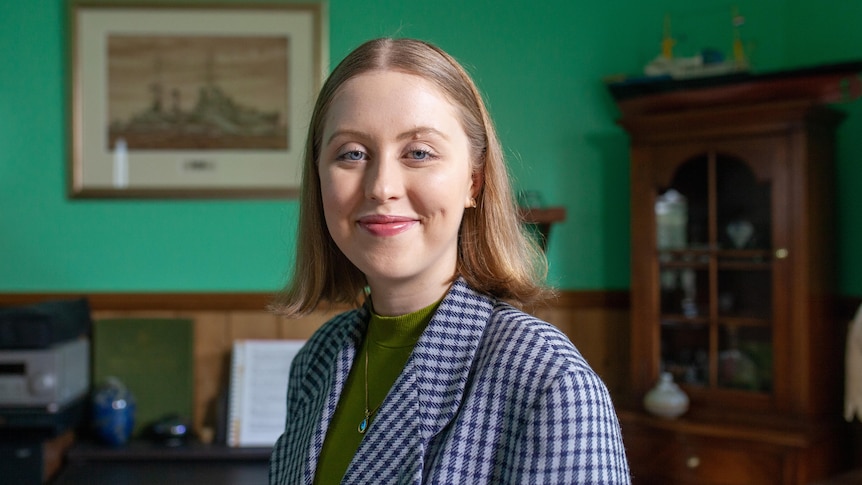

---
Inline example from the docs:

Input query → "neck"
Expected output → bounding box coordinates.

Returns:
[367,276,453,316]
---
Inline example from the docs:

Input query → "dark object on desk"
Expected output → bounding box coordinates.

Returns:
[0,298,91,349]
[53,440,271,485]
[145,414,191,447]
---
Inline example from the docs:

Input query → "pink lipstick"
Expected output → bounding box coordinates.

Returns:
[357,214,417,237]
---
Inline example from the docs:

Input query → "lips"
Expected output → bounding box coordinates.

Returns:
[357,214,418,237]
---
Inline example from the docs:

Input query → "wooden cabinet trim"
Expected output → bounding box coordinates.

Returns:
[0,289,633,312]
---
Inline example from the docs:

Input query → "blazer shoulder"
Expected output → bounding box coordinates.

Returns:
[483,303,593,375]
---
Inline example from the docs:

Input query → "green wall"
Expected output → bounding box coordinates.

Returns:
[1,0,860,295]
[785,0,862,296]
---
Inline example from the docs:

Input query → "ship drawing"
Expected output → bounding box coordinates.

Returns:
[108,46,288,151]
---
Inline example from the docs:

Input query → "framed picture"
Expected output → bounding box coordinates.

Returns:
[68,2,327,198]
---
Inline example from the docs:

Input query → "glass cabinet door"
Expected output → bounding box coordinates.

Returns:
[656,152,773,394]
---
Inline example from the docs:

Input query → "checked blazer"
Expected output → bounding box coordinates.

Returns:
[270,279,631,484]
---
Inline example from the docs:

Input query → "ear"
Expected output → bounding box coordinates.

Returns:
[467,169,484,205]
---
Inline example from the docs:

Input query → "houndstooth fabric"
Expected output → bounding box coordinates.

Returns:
[270,279,631,484]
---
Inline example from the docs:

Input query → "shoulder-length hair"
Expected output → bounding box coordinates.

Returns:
[272,38,552,317]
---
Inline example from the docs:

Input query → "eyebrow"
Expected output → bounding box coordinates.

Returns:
[325,127,448,145]
[397,127,448,141]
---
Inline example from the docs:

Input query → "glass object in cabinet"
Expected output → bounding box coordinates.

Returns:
[656,189,687,251]
[660,321,709,387]
[660,156,710,250]
[660,268,709,318]
[716,155,771,251]
[718,324,772,392]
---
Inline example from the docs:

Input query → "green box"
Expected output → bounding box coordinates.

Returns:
[92,318,193,436]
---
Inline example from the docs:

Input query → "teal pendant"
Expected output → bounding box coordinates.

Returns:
[358,418,368,434]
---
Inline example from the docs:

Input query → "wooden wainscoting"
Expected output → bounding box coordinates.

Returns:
[529,291,631,398]
[0,290,630,439]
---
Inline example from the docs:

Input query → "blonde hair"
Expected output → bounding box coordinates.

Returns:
[272,38,552,317]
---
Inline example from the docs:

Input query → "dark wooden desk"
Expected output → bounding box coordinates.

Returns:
[51,441,270,485]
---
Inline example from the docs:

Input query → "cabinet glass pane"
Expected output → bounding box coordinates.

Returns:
[660,321,709,386]
[657,156,709,250]
[718,325,772,392]
[717,269,772,319]
[660,268,709,318]
[716,155,771,250]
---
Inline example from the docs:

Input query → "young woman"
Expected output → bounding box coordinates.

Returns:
[269,37,630,485]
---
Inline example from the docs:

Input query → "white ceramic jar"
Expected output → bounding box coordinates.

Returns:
[644,372,689,419]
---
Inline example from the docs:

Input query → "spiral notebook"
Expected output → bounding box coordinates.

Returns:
[227,339,305,447]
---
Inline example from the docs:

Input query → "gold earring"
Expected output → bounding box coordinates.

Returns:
[469,197,477,208]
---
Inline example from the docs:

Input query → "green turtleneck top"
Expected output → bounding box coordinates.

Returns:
[313,300,439,485]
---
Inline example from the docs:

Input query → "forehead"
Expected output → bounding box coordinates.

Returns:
[324,70,464,133]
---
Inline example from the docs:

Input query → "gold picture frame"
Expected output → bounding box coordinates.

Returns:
[68,2,326,198]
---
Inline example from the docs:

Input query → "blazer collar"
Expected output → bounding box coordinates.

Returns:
[346,279,495,474]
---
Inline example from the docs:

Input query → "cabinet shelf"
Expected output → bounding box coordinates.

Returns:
[658,248,773,258]
[716,261,772,271]
[660,315,771,327]
[660,316,710,325]
[718,317,771,327]
[659,260,710,270]
[659,259,772,271]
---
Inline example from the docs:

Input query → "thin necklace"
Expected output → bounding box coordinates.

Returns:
[358,349,383,434]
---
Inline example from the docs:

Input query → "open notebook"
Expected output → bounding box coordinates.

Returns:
[227,339,305,447]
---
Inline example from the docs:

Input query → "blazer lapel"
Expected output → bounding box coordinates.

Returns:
[345,279,494,482]
[303,307,367,484]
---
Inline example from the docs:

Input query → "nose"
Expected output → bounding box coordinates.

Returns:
[364,155,403,202]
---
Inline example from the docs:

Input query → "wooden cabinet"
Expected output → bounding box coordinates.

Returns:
[610,63,862,484]
[619,409,842,485]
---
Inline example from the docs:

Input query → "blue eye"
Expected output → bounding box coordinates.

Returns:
[338,150,366,161]
[407,149,436,161]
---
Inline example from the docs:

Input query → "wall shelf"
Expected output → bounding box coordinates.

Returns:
[518,206,566,251]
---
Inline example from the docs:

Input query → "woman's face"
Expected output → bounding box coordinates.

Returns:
[319,70,477,309]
